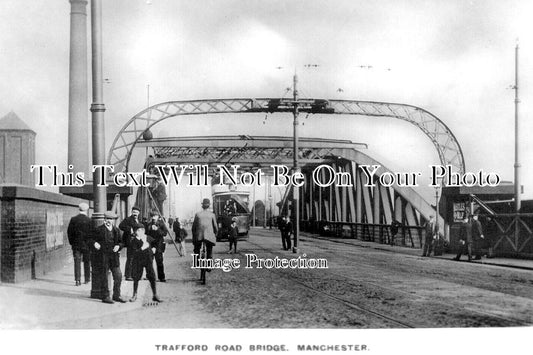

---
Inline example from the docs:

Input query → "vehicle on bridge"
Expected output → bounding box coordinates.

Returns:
[212,185,251,241]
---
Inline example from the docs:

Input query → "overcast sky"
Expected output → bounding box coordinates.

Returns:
[1,0,533,211]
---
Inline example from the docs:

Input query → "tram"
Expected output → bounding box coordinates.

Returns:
[212,184,251,241]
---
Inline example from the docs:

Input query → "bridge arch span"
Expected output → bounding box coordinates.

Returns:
[107,98,465,176]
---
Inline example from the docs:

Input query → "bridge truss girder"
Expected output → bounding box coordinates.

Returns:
[139,136,444,237]
[139,135,367,168]
[108,98,465,176]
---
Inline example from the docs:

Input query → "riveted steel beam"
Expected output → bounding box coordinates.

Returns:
[108,98,465,175]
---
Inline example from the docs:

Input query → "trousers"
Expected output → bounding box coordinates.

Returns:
[124,246,134,279]
[101,258,122,300]
[455,242,472,261]
[73,248,91,282]
[422,238,434,256]
[193,240,214,267]
[154,251,165,281]
[282,232,292,250]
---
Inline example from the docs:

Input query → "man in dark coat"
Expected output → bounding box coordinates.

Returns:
[88,211,126,304]
[227,218,238,254]
[172,217,186,257]
[390,219,402,246]
[145,211,169,282]
[129,223,162,303]
[278,215,286,250]
[282,216,293,251]
[471,215,485,260]
[422,215,436,257]
[485,216,499,258]
[119,206,141,280]
[67,202,93,286]
[454,216,473,262]
[172,217,181,238]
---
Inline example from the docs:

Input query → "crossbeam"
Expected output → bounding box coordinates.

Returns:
[139,136,366,169]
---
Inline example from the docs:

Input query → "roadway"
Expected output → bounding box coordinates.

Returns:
[1,228,532,329]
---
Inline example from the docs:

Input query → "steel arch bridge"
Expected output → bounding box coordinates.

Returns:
[107,98,465,175]
[136,135,445,243]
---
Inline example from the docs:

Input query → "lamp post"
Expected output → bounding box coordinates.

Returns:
[88,0,107,300]
[513,41,521,212]
[435,185,440,237]
[90,0,107,225]
[292,72,300,253]
[268,176,273,230]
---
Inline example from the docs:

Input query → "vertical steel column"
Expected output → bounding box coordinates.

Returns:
[89,0,107,300]
[435,187,440,236]
[318,175,323,221]
[264,178,268,228]
[68,0,89,174]
[292,73,300,253]
[308,170,313,223]
[356,165,362,223]
[514,42,521,212]
[252,183,256,227]
[90,0,107,223]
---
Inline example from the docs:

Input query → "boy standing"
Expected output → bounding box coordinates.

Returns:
[129,223,162,303]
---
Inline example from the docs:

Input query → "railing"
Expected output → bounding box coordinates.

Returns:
[297,213,533,259]
[475,213,533,259]
[300,220,425,249]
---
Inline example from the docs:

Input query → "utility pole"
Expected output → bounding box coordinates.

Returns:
[513,41,521,212]
[90,0,106,225]
[252,183,256,227]
[264,179,267,228]
[435,186,440,236]
[292,71,300,253]
[89,0,106,300]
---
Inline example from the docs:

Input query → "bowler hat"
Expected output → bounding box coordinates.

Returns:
[202,198,211,206]
[104,211,118,219]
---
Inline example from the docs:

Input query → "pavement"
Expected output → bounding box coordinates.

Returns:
[1,229,532,329]
[0,253,151,329]
[299,230,533,271]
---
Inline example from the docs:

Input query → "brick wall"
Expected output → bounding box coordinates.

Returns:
[0,185,88,283]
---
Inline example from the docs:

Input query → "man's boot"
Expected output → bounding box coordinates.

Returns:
[129,293,137,302]
[102,297,114,304]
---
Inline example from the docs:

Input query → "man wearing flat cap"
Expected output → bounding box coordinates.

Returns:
[88,211,127,304]
[145,211,169,282]
[192,198,218,266]
[119,206,141,281]
[67,202,93,286]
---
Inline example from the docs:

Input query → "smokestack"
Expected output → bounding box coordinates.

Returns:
[68,0,90,175]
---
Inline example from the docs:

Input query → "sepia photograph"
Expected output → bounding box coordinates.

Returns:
[0,0,532,354]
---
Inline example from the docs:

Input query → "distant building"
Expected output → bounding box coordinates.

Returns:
[0,112,36,186]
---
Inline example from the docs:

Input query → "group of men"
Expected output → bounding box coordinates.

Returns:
[67,203,168,304]
[453,214,486,262]
[421,213,490,261]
